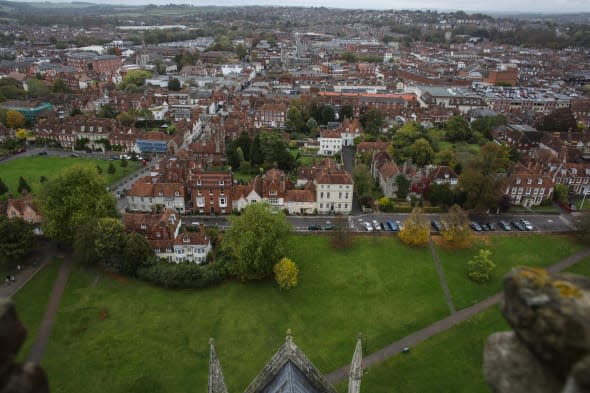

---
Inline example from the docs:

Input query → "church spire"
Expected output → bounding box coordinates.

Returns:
[208,338,228,393]
[348,333,363,393]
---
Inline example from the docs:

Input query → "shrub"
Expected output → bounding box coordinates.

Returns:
[467,249,496,283]
[136,261,227,289]
[273,257,299,289]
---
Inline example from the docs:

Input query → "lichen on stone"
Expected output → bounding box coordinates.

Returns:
[516,267,550,288]
[552,280,582,299]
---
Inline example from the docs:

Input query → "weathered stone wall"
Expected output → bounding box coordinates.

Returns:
[484,267,590,393]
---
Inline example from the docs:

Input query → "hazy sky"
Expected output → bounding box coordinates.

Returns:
[24,0,590,13]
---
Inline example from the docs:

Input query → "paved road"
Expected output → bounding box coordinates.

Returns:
[27,254,73,364]
[0,241,56,298]
[324,247,590,384]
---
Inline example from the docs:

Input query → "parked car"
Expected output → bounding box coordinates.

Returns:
[431,220,442,231]
[470,221,483,232]
[511,220,525,231]
[308,224,321,231]
[386,220,399,232]
[395,220,404,230]
[499,221,512,231]
[362,222,373,232]
[37,150,48,155]
[520,219,534,231]
[70,152,80,157]
[486,222,497,231]
[372,220,381,231]
[323,221,334,230]
[481,223,490,231]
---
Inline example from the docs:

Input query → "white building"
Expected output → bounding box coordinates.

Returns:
[315,171,354,215]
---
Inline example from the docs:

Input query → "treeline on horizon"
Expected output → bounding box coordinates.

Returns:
[0,1,589,49]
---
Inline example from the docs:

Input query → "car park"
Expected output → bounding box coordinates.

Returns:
[470,221,483,232]
[363,222,373,232]
[511,220,525,231]
[520,219,534,231]
[372,220,381,231]
[386,220,399,232]
[431,220,442,231]
[499,221,512,231]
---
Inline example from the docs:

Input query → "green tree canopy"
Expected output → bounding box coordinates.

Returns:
[18,176,31,194]
[39,166,118,245]
[168,77,181,91]
[222,202,292,281]
[360,108,384,135]
[445,115,472,142]
[0,216,37,271]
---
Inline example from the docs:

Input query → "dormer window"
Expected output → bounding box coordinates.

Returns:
[174,191,180,197]
[527,178,532,185]
[156,232,161,238]
[572,168,578,175]
[516,178,521,185]
[219,180,224,186]
[140,224,147,229]
[537,178,542,185]
[197,179,202,186]
[159,191,163,197]
[183,236,190,243]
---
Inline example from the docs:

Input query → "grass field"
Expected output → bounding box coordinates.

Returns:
[336,306,507,393]
[566,256,590,277]
[13,234,586,393]
[27,236,447,393]
[0,156,141,197]
[13,258,62,361]
[436,234,584,309]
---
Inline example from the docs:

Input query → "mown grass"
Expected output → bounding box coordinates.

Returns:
[31,236,447,393]
[0,156,141,197]
[436,234,584,309]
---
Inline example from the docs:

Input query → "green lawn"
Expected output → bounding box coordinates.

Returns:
[566,256,590,277]
[436,234,584,309]
[0,156,141,197]
[35,236,448,393]
[337,306,508,393]
[12,258,62,361]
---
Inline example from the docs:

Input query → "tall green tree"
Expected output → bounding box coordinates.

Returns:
[39,166,118,245]
[409,138,434,166]
[459,143,510,211]
[0,177,7,195]
[0,216,37,271]
[360,108,384,135]
[445,115,471,142]
[18,176,31,194]
[352,164,372,197]
[396,175,410,199]
[123,233,153,276]
[339,105,354,120]
[223,203,292,281]
[168,78,181,91]
[94,218,127,271]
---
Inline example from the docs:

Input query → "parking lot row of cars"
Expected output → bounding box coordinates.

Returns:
[431,219,534,232]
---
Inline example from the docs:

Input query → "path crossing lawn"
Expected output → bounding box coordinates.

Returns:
[35,236,448,393]
[0,155,140,197]
[338,306,507,393]
[435,234,584,309]
[566,256,590,277]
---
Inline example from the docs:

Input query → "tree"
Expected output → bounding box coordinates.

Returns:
[554,184,569,205]
[73,219,98,265]
[108,162,116,174]
[235,43,247,60]
[6,110,25,129]
[18,176,31,194]
[445,115,471,142]
[409,138,434,166]
[534,108,577,132]
[222,203,292,281]
[0,216,37,271]
[467,249,496,283]
[15,128,27,139]
[395,175,410,199]
[341,51,357,63]
[352,164,372,197]
[0,177,7,195]
[319,105,336,125]
[97,104,117,119]
[440,204,473,248]
[120,157,128,168]
[273,257,299,289]
[122,233,153,275]
[116,111,135,126]
[38,166,118,245]
[286,106,305,133]
[428,183,454,207]
[339,105,354,121]
[52,78,69,93]
[26,78,50,98]
[118,70,152,92]
[398,208,430,247]
[459,143,510,211]
[94,218,127,271]
[168,78,181,91]
[377,196,394,212]
[360,108,384,135]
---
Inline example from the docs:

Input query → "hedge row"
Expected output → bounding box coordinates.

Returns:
[137,261,227,289]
